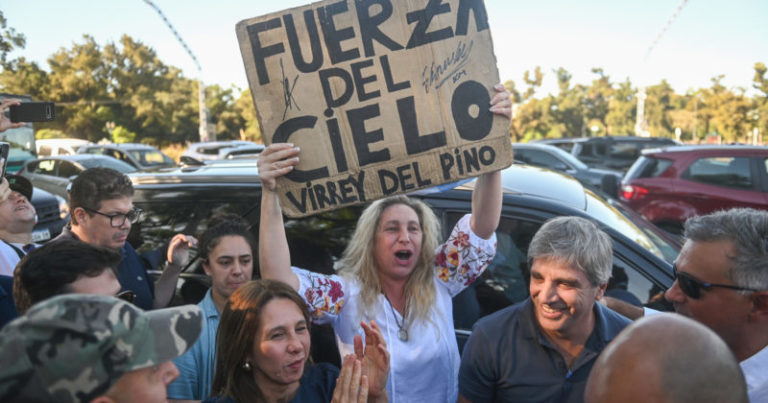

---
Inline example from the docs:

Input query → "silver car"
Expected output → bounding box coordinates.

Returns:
[20,155,137,198]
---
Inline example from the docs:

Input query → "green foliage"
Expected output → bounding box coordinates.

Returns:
[35,129,67,139]
[509,64,767,144]
[0,11,25,68]
[112,126,137,143]
[0,32,261,146]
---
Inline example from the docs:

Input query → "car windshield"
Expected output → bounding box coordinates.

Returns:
[128,149,175,166]
[81,157,137,173]
[584,189,680,263]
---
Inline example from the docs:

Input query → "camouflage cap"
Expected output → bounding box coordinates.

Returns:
[0,293,203,403]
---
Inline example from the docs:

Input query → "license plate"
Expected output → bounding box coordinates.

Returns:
[31,229,51,242]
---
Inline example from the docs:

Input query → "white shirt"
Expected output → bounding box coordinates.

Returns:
[293,214,496,402]
[741,343,768,402]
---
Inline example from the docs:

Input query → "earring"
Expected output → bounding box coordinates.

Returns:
[242,361,252,372]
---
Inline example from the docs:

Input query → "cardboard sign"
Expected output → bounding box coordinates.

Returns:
[237,0,513,217]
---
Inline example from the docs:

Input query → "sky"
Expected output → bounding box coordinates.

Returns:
[3,0,767,97]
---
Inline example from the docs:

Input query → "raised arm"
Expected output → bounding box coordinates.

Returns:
[258,143,301,290]
[469,84,509,239]
[154,233,197,308]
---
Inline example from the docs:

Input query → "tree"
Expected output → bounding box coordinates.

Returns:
[234,89,262,142]
[0,11,25,69]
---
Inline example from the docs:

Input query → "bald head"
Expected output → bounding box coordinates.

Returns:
[585,313,747,403]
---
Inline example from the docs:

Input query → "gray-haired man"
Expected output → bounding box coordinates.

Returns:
[458,216,630,403]
[0,293,203,402]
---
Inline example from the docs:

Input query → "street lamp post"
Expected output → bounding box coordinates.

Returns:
[143,0,211,142]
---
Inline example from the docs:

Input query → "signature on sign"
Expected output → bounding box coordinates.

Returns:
[281,59,300,120]
[421,39,474,93]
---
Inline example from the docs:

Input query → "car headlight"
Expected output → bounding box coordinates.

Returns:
[55,195,70,220]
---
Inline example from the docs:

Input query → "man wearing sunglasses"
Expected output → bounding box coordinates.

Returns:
[662,208,768,402]
[53,167,196,310]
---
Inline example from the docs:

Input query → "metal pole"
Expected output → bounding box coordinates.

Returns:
[142,0,210,142]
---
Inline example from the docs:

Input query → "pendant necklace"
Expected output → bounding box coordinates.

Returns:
[384,294,409,342]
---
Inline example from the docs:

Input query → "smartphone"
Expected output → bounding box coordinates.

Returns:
[0,142,9,179]
[9,102,55,123]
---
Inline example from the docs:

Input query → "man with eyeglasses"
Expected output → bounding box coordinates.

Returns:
[53,167,196,310]
[604,208,768,402]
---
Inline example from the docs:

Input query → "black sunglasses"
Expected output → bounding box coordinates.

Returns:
[673,264,760,299]
[116,290,136,303]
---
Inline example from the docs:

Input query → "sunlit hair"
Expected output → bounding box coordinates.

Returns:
[528,216,612,286]
[684,208,768,291]
[337,195,441,326]
[198,213,255,263]
[209,280,311,402]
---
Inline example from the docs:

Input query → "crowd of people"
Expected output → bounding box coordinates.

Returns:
[0,89,766,403]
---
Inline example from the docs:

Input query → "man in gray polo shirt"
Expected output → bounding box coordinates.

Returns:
[458,216,630,402]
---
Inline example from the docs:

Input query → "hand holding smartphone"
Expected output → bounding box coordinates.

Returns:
[9,102,55,123]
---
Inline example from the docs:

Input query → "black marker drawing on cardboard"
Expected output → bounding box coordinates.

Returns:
[281,59,300,120]
[421,39,474,93]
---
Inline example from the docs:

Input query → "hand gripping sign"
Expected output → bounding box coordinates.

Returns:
[237,0,513,217]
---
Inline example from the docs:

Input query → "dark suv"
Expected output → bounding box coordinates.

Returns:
[128,161,678,357]
[535,136,679,172]
[620,145,768,235]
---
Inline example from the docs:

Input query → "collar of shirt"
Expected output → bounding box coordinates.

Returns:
[741,343,768,394]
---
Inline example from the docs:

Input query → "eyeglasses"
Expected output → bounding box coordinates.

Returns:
[83,207,142,228]
[673,264,760,299]
[116,290,135,303]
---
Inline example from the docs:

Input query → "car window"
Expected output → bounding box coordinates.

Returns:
[577,142,605,159]
[80,157,137,173]
[684,156,753,189]
[57,161,79,178]
[625,156,674,179]
[608,143,640,160]
[38,145,52,156]
[35,159,56,175]
[84,147,102,155]
[518,149,569,171]
[129,149,175,166]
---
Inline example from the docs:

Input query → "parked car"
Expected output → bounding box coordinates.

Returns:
[127,161,677,358]
[222,144,264,159]
[78,143,177,170]
[36,138,92,157]
[620,145,768,235]
[19,155,137,198]
[512,142,622,194]
[535,136,679,172]
[180,141,258,165]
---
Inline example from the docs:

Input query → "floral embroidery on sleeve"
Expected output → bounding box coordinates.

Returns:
[434,215,496,288]
[299,270,345,321]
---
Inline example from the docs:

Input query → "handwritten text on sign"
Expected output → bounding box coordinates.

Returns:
[237,0,513,217]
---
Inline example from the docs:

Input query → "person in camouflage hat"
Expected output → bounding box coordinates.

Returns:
[0,293,203,402]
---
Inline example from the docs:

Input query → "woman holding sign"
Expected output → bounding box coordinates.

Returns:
[258,85,510,402]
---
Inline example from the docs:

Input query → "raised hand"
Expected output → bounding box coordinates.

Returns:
[332,354,369,403]
[257,143,300,192]
[354,320,389,398]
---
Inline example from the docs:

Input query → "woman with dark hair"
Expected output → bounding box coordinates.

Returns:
[168,214,256,401]
[205,279,389,403]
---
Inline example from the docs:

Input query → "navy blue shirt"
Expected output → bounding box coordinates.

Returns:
[0,275,18,329]
[459,298,631,403]
[53,227,154,310]
[203,363,339,403]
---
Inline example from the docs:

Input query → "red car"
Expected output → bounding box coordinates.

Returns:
[620,145,768,235]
